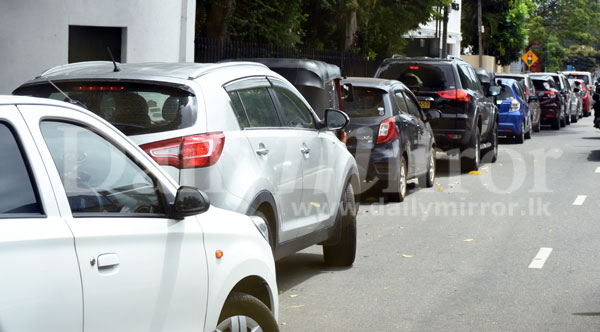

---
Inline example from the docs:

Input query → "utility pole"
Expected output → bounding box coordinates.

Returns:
[442,4,449,58]
[477,0,483,67]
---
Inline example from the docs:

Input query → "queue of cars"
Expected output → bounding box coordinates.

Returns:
[5,55,593,331]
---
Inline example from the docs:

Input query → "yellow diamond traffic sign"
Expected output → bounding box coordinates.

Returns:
[522,50,538,67]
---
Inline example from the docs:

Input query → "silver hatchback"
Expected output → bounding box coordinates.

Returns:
[15,61,360,266]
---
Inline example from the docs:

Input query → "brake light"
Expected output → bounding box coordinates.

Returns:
[140,132,225,169]
[376,117,398,145]
[409,66,419,70]
[437,89,470,102]
[509,98,520,112]
[547,90,556,98]
[75,86,124,91]
[590,87,593,91]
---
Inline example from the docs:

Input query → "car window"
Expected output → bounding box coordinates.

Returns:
[272,86,316,129]
[14,82,196,136]
[342,87,387,117]
[376,62,456,91]
[497,83,515,100]
[458,64,478,91]
[393,91,408,115]
[467,66,484,93]
[236,88,281,127]
[0,122,42,216]
[227,91,251,129]
[403,92,422,119]
[40,121,165,216]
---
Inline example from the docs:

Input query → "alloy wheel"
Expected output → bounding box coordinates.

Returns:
[216,315,263,332]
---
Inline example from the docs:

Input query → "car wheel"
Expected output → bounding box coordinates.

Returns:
[323,182,357,267]
[572,113,578,123]
[525,117,532,139]
[461,127,480,172]
[419,147,436,188]
[483,121,498,163]
[515,122,525,144]
[217,292,279,332]
[253,209,275,254]
[552,117,560,130]
[389,156,408,202]
[560,115,566,127]
[534,118,541,132]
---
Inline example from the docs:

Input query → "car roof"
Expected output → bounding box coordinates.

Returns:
[496,73,528,78]
[0,95,80,107]
[341,77,402,89]
[26,61,271,83]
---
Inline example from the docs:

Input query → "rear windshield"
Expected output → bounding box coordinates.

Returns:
[566,74,589,85]
[14,82,196,136]
[342,87,386,118]
[532,79,552,91]
[497,83,515,100]
[376,62,456,91]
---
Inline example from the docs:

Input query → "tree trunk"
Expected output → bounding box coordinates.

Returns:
[340,0,358,52]
[205,0,235,41]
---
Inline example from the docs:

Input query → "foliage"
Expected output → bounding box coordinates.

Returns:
[461,0,532,66]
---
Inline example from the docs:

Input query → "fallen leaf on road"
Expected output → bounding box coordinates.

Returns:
[498,163,503,166]
[279,291,285,295]
[374,210,379,214]
[468,170,482,175]
[290,305,305,309]
[548,229,553,232]
[377,235,383,238]
[436,183,441,186]
[402,254,414,258]
[463,238,473,242]
[289,294,299,298]
[384,286,390,290]
[281,322,287,326]
[438,188,444,192]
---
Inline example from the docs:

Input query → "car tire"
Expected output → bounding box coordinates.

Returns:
[253,209,275,254]
[525,117,532,139]
[461,127,480,172]
[419,147,436,188]
[217,292,279,332]
[572,113,578,123]
[323,182,357,267]
[534,119,541,132]
[560,115,566,127]
[483,121,498,163]
[515,122,525,144]
[390,156,408,202]
[552,117,560,130]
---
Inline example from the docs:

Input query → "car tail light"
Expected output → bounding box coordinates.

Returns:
[409,66,420,70]
[590,86,593,91]
[140,132,225,169]
[437,89,470,102]
[509,98,520,112]
[546,90,556,98]
[376,117,398,145]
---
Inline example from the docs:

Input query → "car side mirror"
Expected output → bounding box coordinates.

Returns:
[342,83,354,102]
[324,108,350,130]
[426,109,442,120]
[488,85,501,97]
[172,186,210,219]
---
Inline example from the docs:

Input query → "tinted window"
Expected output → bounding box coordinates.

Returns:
[237,88,281,127]
[403,92,422,119]
[497,83,516,100]
[532,79,551,91]
[458,64,479,91]
[342,87,386,118]
[272,87,316,129]
[41,121,164,216]
[228,91,250,129]
[0,123,42,215]
[14,82,195,136]
[376,62,456,91]
[394,91,409,115]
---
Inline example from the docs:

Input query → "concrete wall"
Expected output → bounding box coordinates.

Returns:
[461,55,500,72]
[0,0,196,94]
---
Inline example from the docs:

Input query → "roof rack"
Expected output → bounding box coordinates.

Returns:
[38,61,116,78]
[186,61,268,80]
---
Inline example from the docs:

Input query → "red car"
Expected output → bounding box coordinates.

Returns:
[569,78,590,117]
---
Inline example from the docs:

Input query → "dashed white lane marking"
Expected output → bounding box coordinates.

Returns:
[528,248,553,269]
[596,167,600,173]
[573,195,587,206]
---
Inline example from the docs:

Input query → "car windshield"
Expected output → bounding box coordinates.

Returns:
[566,74,589,85]
[342,87,386,118]
[496,83,515,100]
[532,79,551,91]
[376,63,456,92]
[14,82,196,136]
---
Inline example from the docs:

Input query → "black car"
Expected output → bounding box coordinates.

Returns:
[531,75,564,130]
[531,72,574,126]
[375,56,500,172]
[342,77,437,201]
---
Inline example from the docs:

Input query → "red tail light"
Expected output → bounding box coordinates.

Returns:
[140,132,225,169]
[437,89,470,102]
[376,117,398,145]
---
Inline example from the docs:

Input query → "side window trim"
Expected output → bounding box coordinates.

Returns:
[0,121,45,218]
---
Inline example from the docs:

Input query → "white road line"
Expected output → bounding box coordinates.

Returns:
[528,248,553,269]
[596,167,600,173]
[573,195,587,206]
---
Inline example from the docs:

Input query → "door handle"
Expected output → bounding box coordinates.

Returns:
[300,146,310,154]
[97,253,120,269]
[255,143,269,156]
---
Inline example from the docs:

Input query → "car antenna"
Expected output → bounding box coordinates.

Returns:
[107,46,120,72]
[45,77,87,109]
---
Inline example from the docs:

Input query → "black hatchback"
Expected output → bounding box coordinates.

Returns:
[342,77,438,201]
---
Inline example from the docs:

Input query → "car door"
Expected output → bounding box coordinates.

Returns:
[269,78,336,237]
[465,65,493,136]
[226,77,304,243]
[402,90,429,175]
[0,105,82,332]
[20,105,208,332]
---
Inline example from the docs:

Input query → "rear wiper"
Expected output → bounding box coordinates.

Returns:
[45,78,88,109]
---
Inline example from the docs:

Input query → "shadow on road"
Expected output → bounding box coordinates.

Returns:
[275,253,350,292]
[572,312,600,316]
[588,150,600,162]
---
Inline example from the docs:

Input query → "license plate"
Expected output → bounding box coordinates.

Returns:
[418,100,430,109]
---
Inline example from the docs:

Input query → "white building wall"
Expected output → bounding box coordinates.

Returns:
[0,0,196,94]
[405,1,462,57]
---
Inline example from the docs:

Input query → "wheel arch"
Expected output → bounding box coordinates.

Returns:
[246,191,279,247]
[225,276,275,313]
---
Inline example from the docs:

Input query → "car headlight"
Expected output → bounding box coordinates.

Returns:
[250,216,269,242]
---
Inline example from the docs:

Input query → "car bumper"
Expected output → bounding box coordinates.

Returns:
[498,111,523,135]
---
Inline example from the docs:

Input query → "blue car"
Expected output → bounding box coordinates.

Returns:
[495,78,532,143]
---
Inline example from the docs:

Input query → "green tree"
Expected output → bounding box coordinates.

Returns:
[461,0,532,66]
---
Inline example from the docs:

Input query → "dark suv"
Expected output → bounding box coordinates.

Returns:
[375,56,499,171]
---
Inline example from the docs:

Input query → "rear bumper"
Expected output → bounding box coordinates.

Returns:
[498,111,523,135]
[350,142,400,187]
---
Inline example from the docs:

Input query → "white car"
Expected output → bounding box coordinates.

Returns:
[0,96,278,332]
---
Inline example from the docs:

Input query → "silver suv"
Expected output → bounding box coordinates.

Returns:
[15,61,360,266]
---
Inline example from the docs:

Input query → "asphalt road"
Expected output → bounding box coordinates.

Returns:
[276,115,600,332]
